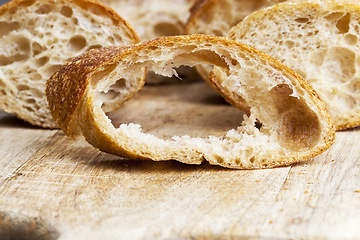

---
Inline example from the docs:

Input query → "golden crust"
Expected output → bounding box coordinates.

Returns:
[46,45,138,135]
[46,35,335,169]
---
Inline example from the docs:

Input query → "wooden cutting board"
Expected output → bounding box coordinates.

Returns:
[0,81,360,240]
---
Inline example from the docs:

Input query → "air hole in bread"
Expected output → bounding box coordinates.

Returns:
[17,84,30,91]
[176,50,229,70]
[154,22,182,37]
[68,35,87,52]
[213,30,224,37]
[32,42,43,56]
[86,44,103,51]
[18,0,35,7]
[35,4,53,14]
[72,17,78,25]
[347,78,360,94]
[2,36,31,65]
[322,47,355,83]
[295,17,309,23]
[88,4,107,18]
[30,88,44,98]
[29,72,42,81]
[0,21,21,38]
[270,84,320,151]
[0,55,11,66]
[284,40,295,49]
[230,59,239,67]
[25,98,36,104]
[35,56,49,67]
[60,6,73,18]
[325,12,344,22]
[107,36,115,45]
[113,34,123,43]
[23,105,37,112]
[336,13,351,34]
[100,79,126,102]
[344,33,358,45]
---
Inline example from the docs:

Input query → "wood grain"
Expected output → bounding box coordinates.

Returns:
[0,82,359,240]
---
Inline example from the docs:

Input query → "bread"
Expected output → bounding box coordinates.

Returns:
[46,35,335,169]
[225,0,360,130]
[100,0,197,41]
[0,0,141,128]
[184,0,287,80]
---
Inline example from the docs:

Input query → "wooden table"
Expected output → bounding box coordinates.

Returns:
[0,81,359,240]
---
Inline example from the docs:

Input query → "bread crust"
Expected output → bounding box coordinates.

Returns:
[46,35,335,169]
[0,0,141,128]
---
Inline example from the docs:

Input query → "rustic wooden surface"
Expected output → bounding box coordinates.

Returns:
[0,81,360,240]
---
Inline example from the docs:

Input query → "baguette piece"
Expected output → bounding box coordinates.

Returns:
[185,0,287,36]
[0,0,141,128]
[100,0,197,41]
[99,0,200,85]
[184,0,287,80]
[226,0,360,130]
[46,35,335,169]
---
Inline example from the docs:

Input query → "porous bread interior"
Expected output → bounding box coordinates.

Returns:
[0,0,139,128]
[227,0,360,129]
[73,38,331,169]
[100,0,197,40]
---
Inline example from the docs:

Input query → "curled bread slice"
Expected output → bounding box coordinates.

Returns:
[0,0,141,128]
[46,35,335,169]
[226,0,360,130]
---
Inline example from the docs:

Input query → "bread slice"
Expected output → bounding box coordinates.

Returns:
[0,0,141,128]
[46,35,335,169]
[184,0,287,80]
[100,0,197,41]
[225,0,360,130]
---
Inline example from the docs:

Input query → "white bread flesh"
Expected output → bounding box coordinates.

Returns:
[226,0,360,130]
[0,0,141,128]
[46,35,335,169]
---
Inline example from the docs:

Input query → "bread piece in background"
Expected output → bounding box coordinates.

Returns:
[46,35,335,169]
[99,0,202,84]
[0,0,141,128]
[225,0,360,130]
[100,0,196,41]
[185,0,287,36]
[184,0,287,80]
